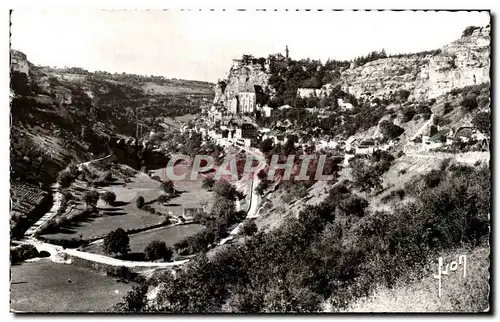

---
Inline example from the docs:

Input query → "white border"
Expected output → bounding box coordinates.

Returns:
[1,1,498,321]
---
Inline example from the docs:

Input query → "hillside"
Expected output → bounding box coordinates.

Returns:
[10,51,214,185]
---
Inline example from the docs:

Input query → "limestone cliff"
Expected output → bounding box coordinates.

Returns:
[340,25,490,101]
[215,60,271,108]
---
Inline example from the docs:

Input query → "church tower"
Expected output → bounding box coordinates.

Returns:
[285,45,289,59]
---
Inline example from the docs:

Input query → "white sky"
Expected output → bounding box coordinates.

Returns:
[10,10,490,82]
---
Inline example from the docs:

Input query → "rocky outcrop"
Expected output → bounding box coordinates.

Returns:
[340,25,490,101]
[216,60,271,109]
[10,50,30,76]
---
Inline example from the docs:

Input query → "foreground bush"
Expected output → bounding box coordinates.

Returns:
[11,244,39,264]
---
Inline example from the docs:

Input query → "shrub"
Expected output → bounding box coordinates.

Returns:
[213,180,237,199]
[379,120,404,139]
[157,194,171,204]
[136,196,145,209]
[255,180,269,196]
[11,244,39,264]
[477,95,490,108]
[433,115,451,127]
[472,111,490,135]
[82,190,100,208]
[103,228,130,257]
[57,171,74,188]
[443,102,453,115]
[160,180,175,195]
[260,139,274,153]
[101,191,116,205]
[202,177,216,190]
[401,106,416,123]
[144,240,173,261]
[462,26,480,37]
[339,195,369,217]
[241,220,258,236]
[461,95,478,111]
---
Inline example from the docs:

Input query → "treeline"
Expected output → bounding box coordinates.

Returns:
[41,66,213,88]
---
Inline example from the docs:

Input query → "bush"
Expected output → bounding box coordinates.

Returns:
[443,102,453,115]
[433,115,451,127]
[160,180,175,195]
[379,120,404,140]
[255,180,269,196]
[213,180,236,200]
[107,266,134,281]
[157,194,171,204]
[241,220,258,236]
[462,26,480,37]
[339,195,369,217]
[136,196,145,209]
[101,191,116,205]
[82,190,100,208]
[477,95,490,108]
[472,111,490,135]
[144,240,173,261]
[57,171,74,188]
[11,244,39,264]
[260,139,274,153]
[401,106,416,123]
[461,95,478,111]
[103,228,130,257]
[202,177,215,190]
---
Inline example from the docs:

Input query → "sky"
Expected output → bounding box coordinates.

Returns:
[10,10,490,82]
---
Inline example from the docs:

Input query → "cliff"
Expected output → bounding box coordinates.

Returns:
[214,60,271,108]
[340,25,490,101]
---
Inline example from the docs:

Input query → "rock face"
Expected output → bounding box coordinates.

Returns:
[216,60,270,110]
[340,25,490,100]
[10,50,30,76]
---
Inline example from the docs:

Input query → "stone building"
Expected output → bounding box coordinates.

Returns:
[239,92,257,113]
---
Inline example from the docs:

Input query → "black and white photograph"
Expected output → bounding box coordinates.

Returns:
[8,8,492,314]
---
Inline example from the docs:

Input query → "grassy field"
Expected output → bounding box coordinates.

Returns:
[85,223,205,255]
[42,173,166,240]
[10,259,132,312]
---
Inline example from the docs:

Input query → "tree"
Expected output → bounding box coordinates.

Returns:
[211,194,236,220]
[213,180,236,200]
[339,195,369,217]
[401,106,416,122]
[101,191,116,206]
[260,138,274,154]
[349,156,385,192]
[157,194,171,204]
[103,228,130,257]
[114,284,148,313]
[144,240,173,261]
[160,180,175,195]
[82,190,100,209]
[57,171,74,188]
[379,120,404,139]
[136,196,145,209]
[461,95,478,111]
[241,220,258,236]
[472,111,490,135]
[255,180,269,196]
[202,177,215,190]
